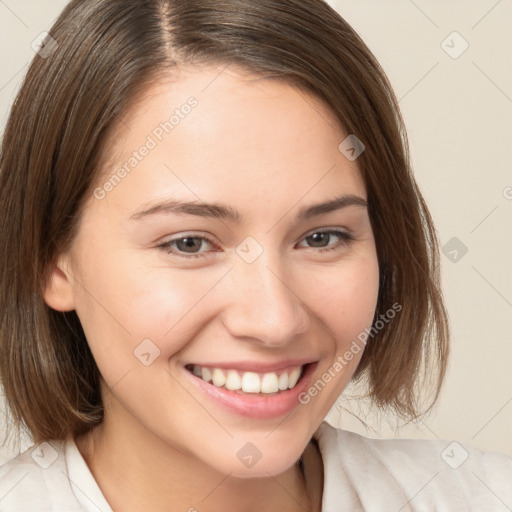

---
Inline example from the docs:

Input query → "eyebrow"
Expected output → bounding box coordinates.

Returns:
[129,194,368,223]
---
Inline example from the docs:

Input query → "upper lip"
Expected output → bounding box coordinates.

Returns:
[185,358,317,374]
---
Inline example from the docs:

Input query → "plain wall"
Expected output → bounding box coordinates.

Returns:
[0,0,511,464]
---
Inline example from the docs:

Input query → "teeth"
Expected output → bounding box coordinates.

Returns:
[278,372,288,391]
[225,370,241,391]
[288,367,301,388]
[190,364,304,393]
[212,368,226,387]
[242,372,261,393]
[261,372,279,393]
[201,367,212,382]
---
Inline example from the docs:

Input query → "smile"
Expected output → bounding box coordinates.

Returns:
[185,364,303,394]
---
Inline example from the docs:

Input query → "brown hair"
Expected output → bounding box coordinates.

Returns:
[0,0,449,444]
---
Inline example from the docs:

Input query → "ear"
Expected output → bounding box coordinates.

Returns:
[43,256,77,312]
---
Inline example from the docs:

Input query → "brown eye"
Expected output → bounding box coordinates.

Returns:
[298,229,355,252]
[158,234,217,258]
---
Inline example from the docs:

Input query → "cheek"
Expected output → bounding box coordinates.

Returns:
[291,252,380,418]
[71,248,225,370]
[303,253,380,351]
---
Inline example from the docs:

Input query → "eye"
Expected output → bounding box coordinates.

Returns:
[297,228,355,252]
[157,228,355,259]
[157,234,217,259]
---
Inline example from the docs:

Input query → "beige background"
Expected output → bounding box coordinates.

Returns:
[0,0,511,464]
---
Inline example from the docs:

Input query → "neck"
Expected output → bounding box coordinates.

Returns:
[75,411,321,512]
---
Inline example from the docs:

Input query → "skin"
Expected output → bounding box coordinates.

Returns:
[44,64,380,512]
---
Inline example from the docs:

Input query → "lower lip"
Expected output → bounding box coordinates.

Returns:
[183,362,318,419]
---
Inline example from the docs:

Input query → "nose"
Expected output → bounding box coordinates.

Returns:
[220,255,310,347]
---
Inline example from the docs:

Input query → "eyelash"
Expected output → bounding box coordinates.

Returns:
[157,228,355,259]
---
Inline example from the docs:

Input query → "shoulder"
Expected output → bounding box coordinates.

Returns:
[314,421,512,511]
[0,439,83,511]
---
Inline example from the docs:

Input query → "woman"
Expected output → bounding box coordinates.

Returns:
[0,1,510,510]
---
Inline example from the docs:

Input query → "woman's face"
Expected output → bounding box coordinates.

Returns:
[49,65,379,477]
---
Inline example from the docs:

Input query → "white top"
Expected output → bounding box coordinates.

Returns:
[1,421,511,511]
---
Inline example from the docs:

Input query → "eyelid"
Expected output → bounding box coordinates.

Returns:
[301,225,350,238]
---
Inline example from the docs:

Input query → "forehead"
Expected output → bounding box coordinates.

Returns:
[91,65,366,220]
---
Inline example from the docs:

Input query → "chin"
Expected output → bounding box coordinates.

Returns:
[204,438,304,479]
[227,457,299,479]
